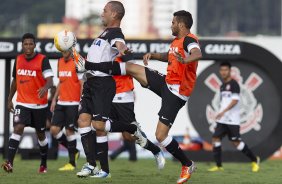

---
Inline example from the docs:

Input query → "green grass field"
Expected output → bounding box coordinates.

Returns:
[1,157,282,184]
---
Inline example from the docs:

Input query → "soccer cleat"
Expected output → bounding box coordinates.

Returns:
[90,169,111,178]
[58,163,75,171]
[1,160,13,173]
[208,166,224,172]
[251,156,260,172]
[154,151,166,170]
[76,163,99,178]
[72,47,86,73]
[177,161,196,184]
[38,165,47,173]
[131,122,148,147]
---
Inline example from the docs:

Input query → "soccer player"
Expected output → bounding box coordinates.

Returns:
[49,50,82,171]
[74,10,201,184]
[94,55,165,178]
[1,33,54,173]
[207,62,260,172]
[75,1,147,178]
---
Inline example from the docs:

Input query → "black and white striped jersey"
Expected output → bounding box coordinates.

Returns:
[86,27,125,77]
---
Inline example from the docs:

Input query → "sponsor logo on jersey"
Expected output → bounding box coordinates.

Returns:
[19,79,30,84]
[205,66,263,134]
[59,71,72,77]
[17,69,36,76]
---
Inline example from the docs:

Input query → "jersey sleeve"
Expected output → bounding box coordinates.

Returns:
[183,36,200,53]
[12,59,17,78]
[42,57,54,78]
[231,81,240,100]
[109,29,125,47]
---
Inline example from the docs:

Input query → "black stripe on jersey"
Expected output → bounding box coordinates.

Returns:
[120,53,134,62]
[183,36,198,53]
[98,28,125,47]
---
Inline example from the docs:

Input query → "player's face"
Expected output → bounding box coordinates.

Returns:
[171,16,180,36]
[219,66,231,80]
[22,38,35,56]
[101,3,113,27]
[62,50,71,61]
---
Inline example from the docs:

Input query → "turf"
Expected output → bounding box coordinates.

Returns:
[1,157,282,184]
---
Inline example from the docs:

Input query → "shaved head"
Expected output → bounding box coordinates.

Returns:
[108,1,125,20]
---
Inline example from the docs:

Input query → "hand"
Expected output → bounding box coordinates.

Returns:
[50,99,56,112]
[215,111,225,120]
[71,47,86,73]
[37,86,48,98]
[143,53,152,66]
[173,51,185,63]
[8,100,14,113]
[118,48,133,57]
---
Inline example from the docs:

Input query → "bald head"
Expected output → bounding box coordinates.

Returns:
[108,1,125,20]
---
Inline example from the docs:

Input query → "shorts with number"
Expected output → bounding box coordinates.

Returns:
[213,122,241,141]
[13,105,47,132]
[110,102,136,124]
[51,104,78,130]
[79,76,116,121]
[143,67,186,127]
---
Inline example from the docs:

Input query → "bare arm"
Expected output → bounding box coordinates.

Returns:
[216,99,239,120]
[174,48,202,64]
[8,78,17,113]
[143,52,168,66]
[115,41,130,55]
[38,77,54,98]
[50,83,60,112]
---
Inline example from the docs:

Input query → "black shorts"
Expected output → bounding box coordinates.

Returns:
[213,123,241,141]
[110,102,136,124]
[13,105,47,132]
[79,76,116,121]
[51,104,79,130]
[144,67,186,127]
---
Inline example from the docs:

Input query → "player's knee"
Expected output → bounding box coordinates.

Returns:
[36,131,46,141]
[50,126,61,136]
[233,141,243,148]
[96,130,107,136]
[78,117,91,128]
[123,132,135,141]
[65,128,75,136]
[93,121,105,131]
[155,132,166,143]
[13,125,25,135]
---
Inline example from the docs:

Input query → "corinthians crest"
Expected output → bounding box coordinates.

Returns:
[205,67,263,134]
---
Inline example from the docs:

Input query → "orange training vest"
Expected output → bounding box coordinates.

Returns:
[58,58,81,102]
[16,54,48,105]
[113,57,134,94]
[166,33,199,96]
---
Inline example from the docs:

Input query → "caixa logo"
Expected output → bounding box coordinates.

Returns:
[205,67,263,134]
[0,42,14,52]
[205,44,241,55]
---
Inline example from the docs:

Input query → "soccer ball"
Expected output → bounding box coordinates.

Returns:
[54,30,77,52]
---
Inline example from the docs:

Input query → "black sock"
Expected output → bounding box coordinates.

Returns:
[242,144,257,162]
[85,61,122,75]
[7,138,20,165]
[165,139,192,166]
[39,144,48,167]
[57,134,68,148]
[109,121,137,134]
[97,142,109,173]
[67,140,77,166]
[213,146,222,167]
[126,141,137,161]
[80,131,97,167]
[144,139,161,155]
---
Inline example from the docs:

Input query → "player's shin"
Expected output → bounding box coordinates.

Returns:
[78,127,97,167]
[38,137,49,167]
[213,141,222,167]
[7,133,21,165]
[105,119,136,134]
[67,134,77,167]
[237,142,257,162]
[161,136,192,167]
[96,136,109,174]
